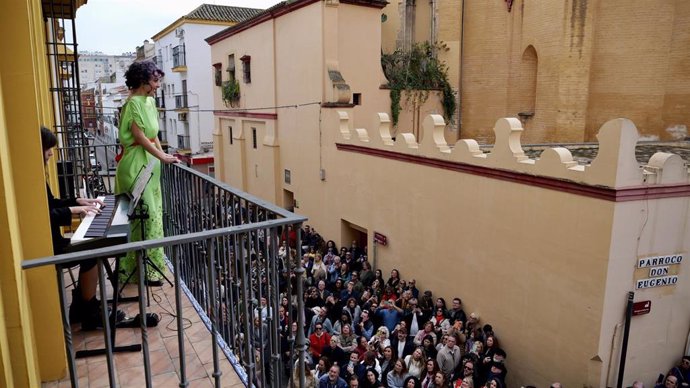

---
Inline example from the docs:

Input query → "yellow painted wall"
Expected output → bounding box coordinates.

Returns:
[0,0,71,384]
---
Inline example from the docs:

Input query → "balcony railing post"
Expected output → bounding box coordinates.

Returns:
[55,264,80,388]
[172,244,189,387]
[295,225,306,388]
[97,258,116,387]
[205,238,222,388]
[137,250,153,388]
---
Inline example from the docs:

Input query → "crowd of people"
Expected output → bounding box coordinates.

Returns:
[277,225,509,388]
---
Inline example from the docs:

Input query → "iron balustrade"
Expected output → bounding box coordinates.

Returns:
[24,163,308,388]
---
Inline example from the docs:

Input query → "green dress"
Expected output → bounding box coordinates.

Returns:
[115,95,165,282]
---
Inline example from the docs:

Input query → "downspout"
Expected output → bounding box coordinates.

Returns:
[458,0,465,135]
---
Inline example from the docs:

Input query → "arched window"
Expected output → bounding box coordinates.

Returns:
[518,45,538,117]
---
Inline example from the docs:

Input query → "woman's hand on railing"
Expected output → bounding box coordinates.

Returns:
[159,152,180,164]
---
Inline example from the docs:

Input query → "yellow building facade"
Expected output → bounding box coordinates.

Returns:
[381,0,690,144]
[211,1,690,387]
[0,0,87,386]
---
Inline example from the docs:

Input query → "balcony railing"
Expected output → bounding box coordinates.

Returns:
[172,45,186,68]
[23,163,308,388]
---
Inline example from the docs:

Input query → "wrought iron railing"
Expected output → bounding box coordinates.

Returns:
[24,163,309,388]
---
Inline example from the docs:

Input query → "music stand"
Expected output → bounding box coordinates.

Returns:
[118,159,173,303]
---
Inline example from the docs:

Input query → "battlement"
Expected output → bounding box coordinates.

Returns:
[337,112,690,189]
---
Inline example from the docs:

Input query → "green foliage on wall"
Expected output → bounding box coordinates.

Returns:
[382,42,456,127]
[222,79,240,107]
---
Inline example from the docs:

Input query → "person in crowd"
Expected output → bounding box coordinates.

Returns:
[359,351,382,380]
[404,347,426,378]
[320,365,348,388]
[379,346,397,384]
[355,309,374,341]
[310,306,334,335]
[415,322,438,347]
[351,271,366,296]
[382,285,399,303]
[370,327,392,354]
[338,323,357,353]
[387,358,410,388]
[334,311,353,336]
[437,335,462,381]
[435,298,448,316]
[386,269,401,290]
[454,376,474,388]
[391,328,415,360]
[339,263,353,283]
[422,335,438,360]
[310,323,332,361]
[353,335,370,360]
[429,371,449,388]
[328,257,342,285]
[404,376,422,388]
[374,269,386,286]
[418,291,435,318]
[362,369,383,388]
[312,254,329,284]
[341,352,363,382]
[291,361,317,388]
[447,298,467,329]
[421,359,441,388]
[322,336,347,367]
[404,298,426,339]
[314,357,332,381]
[341,281,361,302]
[377,299,404,333]
[483,377,503,388]
[656,375,678,388]
[115,59,178,285]
[452,360,476,386]
[349,375,360,388]
[41,127,110,330]
[465,313,480,336]
[430,307,451,337]
[667,356,690,387]
[360,261,375,287]
[465,328,483,355]
[371,278,385,300]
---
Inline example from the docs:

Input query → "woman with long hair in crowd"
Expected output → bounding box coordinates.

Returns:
[337,323,357,353]
[405,347,426,378]
[343,296,362,324]
[386,268,401,289]
[387,358,410,388]
[290,360,316,388]
[362,369,383,388]
[429,371,449,388]
[420,358,440,388]
[379,345,397,384]
[414,322,438,346]
[421,335,438,360]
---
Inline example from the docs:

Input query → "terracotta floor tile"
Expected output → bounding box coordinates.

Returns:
[187,377,214,388]
[172,353,209,381]
[151,371,181,386]
[87,361,116,388]
[118,365,147,388]
[149,348,175,376]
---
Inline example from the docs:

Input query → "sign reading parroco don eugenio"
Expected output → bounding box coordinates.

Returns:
[635,254,683,289]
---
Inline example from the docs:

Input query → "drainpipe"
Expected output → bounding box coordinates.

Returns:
[616,292,634,388]
[457,0,465,135]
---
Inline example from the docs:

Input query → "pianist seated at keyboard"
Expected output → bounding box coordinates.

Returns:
[42,126,124,330]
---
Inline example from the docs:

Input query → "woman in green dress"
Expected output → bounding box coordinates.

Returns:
[116,60,178,284]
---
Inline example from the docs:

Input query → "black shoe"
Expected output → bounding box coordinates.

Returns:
[80,298,126,331]
[68,289,84,323]
[144,279,163,287]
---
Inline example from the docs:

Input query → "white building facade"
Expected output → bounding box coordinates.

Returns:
[152,4,262,175]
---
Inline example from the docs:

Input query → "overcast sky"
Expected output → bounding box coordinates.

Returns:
[76,0,282,55]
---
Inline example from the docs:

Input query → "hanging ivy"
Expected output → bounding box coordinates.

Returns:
[222,79,240,107]
[381,42,456,127]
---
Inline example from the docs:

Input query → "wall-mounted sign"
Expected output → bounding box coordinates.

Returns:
[632,300,651,316]
[638,254,683,268]
[636,275,678,290]
[635,253,683,290]
[374,232,388,246]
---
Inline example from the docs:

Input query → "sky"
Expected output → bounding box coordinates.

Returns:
[76,0,282,55]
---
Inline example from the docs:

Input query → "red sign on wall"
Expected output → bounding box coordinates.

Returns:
[374,232,388,246]
[632,300,651,316]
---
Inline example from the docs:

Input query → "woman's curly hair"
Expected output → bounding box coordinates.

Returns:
[124,60,164,90]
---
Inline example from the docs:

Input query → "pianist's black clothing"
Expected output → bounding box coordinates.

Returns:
[47,183,96,271]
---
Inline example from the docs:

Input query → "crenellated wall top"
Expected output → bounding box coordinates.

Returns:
[336,112,690,189]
